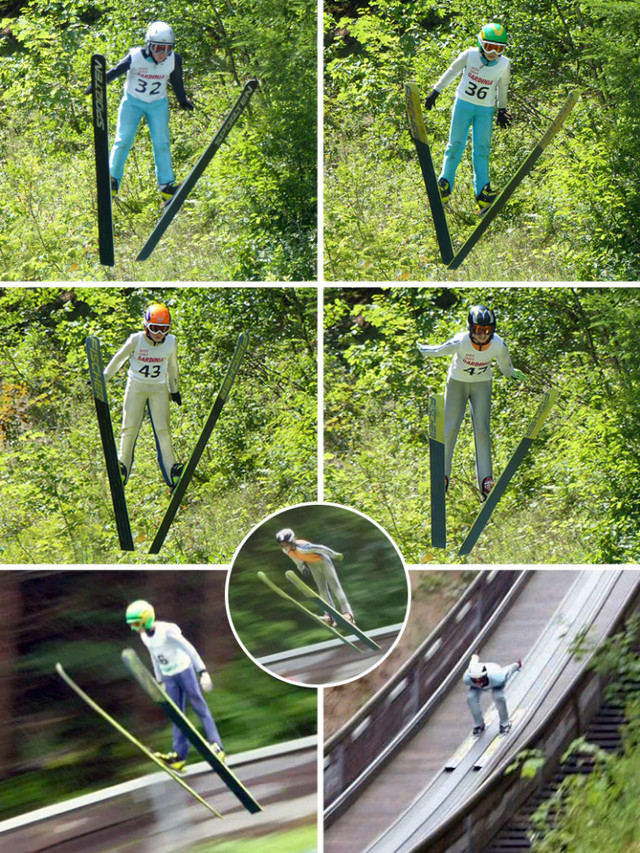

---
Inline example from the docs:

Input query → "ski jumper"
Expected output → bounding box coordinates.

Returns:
[463,660,520,728]
[139,620,222,759]
[433,48,510,195]
[418,332,517,488]
[103,48,190,187]
[104,331,179,486]
[282,539,352,616]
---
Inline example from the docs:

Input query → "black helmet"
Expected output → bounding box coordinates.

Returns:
[467,305,496,345]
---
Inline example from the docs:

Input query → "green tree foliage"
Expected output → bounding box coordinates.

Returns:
[0,570,317,819]
[324,0,640,280]
[0,286,317,562]
[324,286,640,563]
[528,618,640,851]
[0,0,316,280]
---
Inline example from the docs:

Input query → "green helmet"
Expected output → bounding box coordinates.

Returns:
[477,22,509,57]
[126,600,155,632]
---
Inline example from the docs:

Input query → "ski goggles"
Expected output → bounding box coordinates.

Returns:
[147,323,171,333]
[482,41,506,54]
[127,619,144,630]
[472,324,494,335]
[149,43,173,56]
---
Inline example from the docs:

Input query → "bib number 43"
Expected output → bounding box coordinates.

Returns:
[139,364,161,378]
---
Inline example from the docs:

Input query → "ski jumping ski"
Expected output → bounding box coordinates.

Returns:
[429,393,446,549]
[56,662,222,818]
[404,81,453,264]
[91,55,115,267]
[86,336,134,551]
[121,649,262,814]
[448,90,579,270]
[285,570,381,652]
[149,332,249,554]
[257,571,363,653]
[137,78,259,262]
[459,387,559,557]
[473,707,526,770]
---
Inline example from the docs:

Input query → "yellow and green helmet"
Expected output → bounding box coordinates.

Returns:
[477,22,509,56]
[126,599,155,632]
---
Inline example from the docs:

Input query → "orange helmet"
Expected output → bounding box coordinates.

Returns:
[144,303,171,336]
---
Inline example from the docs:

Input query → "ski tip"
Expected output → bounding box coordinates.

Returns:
[245,78,259,91]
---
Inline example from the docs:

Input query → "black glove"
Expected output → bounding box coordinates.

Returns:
[299,563,312,582]
[171,392,182,406]
[84,84,92,95]
[424,89,440,111]
[179,98,195,111]
[497,108,512,129]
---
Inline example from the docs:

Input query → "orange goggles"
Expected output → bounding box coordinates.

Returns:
[482,41,505,54]
[473,325,493,335]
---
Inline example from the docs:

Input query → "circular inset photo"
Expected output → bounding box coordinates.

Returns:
[226,502,410,686]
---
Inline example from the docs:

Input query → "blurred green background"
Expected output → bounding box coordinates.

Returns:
[0,569,317,821]
[228,503,409,656]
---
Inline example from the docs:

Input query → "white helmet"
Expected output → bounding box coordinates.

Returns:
[469,654,487,680]
[145,21,175,49]
[275,528,296,544]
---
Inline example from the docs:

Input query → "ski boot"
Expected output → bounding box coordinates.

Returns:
[119,461,128,486]
[110,176,119,197]
[438,177,451,203]
[210,743,227,764]
[322,614,338,627]
[155,750,186,772]
[499,721,512,735]
[480,476,495,501]
[170,463,184,492]
[475,183,499,216]
[342,612,355,624]
[160,181,182,207]
[472,723,486,736]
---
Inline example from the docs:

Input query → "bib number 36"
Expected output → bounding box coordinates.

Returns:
[464,82,490,100]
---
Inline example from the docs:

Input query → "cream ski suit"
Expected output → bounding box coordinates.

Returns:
[281,538,352,617]
[104,331,179,485]
[418,331,518,488]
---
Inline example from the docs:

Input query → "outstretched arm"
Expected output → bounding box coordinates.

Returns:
[103,335,136,381]
[417,337,459,358]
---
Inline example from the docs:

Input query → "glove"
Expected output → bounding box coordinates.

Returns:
[512,369,526,382]
[199,671,213,692]
[497,108,512,129]
[333,552,344,562]
[180,98,195,111]
[170,392,182,405]
[516,659,522,669]
[424,89,440,111]
[299,563,313,581]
